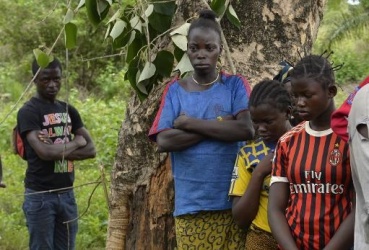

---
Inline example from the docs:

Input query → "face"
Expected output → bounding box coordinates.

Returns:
[187,27,221,74]
[250,103,289,143]
[291,77,334,121]
[34,67,62,102]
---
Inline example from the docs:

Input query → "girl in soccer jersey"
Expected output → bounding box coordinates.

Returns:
[229,80,292,250]
[268,54,355,250]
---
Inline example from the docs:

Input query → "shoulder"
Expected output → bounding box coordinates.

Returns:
[221,72,248,83]
[239,139,266,155]
[18,98,38,114]
[221,72,251,91]
[279,121,306,143]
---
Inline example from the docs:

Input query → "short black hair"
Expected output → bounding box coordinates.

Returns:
[290,54,337,89]
[249,80,291,112]
[32,57,62,76]
[188,10,221,39]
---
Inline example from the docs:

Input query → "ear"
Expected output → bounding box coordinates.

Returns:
[327,84,337,99]
[286,106,293,120]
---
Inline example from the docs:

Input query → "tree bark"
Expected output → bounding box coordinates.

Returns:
[106,0,327,249]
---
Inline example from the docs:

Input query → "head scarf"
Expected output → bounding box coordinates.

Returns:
[273,61,293,84]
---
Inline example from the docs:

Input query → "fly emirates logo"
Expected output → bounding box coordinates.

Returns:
[290,170,344,195]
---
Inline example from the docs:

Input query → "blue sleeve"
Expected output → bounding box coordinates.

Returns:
[232,75,251,116]
[149,82,177,141]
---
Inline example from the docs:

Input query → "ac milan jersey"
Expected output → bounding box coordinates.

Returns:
[271,121,353,250]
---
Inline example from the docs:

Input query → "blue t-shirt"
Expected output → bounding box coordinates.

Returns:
[149,72,251,216]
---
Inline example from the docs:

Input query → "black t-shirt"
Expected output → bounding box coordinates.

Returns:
[17,97,84,191]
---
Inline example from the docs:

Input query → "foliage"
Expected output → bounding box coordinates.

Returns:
[0,86,125,249]
[313,0,369,85]
[76,0,241,100]
[0,0,125,95]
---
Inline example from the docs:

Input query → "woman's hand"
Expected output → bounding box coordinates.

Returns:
[253,152,274,178]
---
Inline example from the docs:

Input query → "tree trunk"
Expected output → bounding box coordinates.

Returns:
[106,0,327,249]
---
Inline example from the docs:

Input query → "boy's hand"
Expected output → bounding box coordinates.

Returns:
[38,131,53,144]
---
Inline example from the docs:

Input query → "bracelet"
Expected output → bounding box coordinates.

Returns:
[217,116,223,121]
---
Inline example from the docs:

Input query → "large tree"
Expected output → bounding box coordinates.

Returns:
[103,0,327,249]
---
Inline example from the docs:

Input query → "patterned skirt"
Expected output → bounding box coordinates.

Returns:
[175,210,246,250]
[245,224,278,250]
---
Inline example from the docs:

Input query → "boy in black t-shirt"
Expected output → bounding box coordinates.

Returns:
[17,58,96,250]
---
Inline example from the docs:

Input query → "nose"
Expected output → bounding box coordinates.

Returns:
[48,81,57,88]
[296,96,305,107]
[197,49,206,59]
[257,124,267,133]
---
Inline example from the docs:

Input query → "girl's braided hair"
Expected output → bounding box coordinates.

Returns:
[249,80,291,112]
[290,52,343,89]
[188,10,221,39]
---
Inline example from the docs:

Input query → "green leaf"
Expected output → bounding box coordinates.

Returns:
[33,49,51,68]
[153,51,174,77]
[97,0,109,15]
[107,9,121,23]
[126,33,143,63]
[148,12,173,33]
[153,2,176,16]
[112,29,132,49]
[145,4,154,17]
[63,8,74,24]
[138,62,156,83]
[226,4,241,28]
[129,16,142,33]
[170,23,190,36]
[126,58,148,101]
[110,19,126,40]
[76,0,85,10]
[210,0,227,17]
[85,0,109,26]
[174,53,194,75]
[171,34,188,51]
[64,23,78,49]
[174,46,185,62]
[85,0,100,26]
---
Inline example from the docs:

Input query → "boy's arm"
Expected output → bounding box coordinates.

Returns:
[64,127,96,160]
[26,130,87,161]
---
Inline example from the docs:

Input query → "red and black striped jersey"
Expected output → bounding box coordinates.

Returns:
[271,121,354,250]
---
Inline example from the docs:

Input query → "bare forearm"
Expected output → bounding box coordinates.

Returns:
[156,129,204,152]
[323,211,355,250]
[183,119,254,141]
[65,143,96,160]
[269,183,298,250]
[269,210,298,250]
[233,174,264,228]
[38,141,83,161]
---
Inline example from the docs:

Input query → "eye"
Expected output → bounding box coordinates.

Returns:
[188,45,197,52]
[206,45,216,52]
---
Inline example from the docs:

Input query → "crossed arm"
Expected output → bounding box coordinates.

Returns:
[156,110,254,152]
[26,127,96,161]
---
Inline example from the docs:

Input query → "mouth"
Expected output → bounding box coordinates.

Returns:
[297,110,309,117]
[194,64,210,69]
[259,134,271,140]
